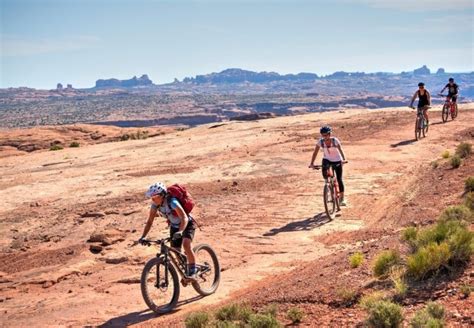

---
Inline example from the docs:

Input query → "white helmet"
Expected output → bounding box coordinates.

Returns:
[145,182,167,198]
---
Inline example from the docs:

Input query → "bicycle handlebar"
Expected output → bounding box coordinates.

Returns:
[311,161,348,170]
[140,237,171,246]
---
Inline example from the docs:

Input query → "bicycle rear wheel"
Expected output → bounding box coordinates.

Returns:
[192,244,220,296]
[442,104,449,122]
[323,183,336,219]
[141,257,180,314]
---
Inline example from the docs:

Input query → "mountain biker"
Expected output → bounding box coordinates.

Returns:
[440,77,459,104]
[409,82,431,124]
[139,182,198,278]
[309,125,348,206]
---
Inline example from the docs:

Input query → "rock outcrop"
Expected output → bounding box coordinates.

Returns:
[95,74,153,88]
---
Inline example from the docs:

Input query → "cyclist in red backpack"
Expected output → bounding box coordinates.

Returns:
[309,125,348,206]
[139,182,198,278]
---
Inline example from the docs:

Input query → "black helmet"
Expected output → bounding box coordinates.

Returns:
[320,125,332,134]
[449,77,454,82]
[418,82,425,87]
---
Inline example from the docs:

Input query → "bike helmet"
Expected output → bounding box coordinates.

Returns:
[320,125,332,134]
[145,182,167,198]
[418,82,425,87]
[449,77,454,82]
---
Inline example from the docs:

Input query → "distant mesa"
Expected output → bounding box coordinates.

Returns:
[183,68,318,84]
[436,68,446,75]
[413,65,431,76]
[95,74,153,88]
[56,83,63,90]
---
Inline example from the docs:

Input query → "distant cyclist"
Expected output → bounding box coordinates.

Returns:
[309,125,348,206]
[409,82,431,124]
[139,182,198,278]
[440,77,459,103]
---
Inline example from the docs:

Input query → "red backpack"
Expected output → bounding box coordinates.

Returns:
[167,184,195,214]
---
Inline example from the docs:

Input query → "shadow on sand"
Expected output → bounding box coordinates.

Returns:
[99,295,204,327]
[390,139,417,147]
[263,212,332,236]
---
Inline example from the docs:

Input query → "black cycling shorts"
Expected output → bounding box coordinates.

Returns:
[448,94,458,103]
[170,220,196,248]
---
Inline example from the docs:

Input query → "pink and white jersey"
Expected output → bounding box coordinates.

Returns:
[318,137,343,162]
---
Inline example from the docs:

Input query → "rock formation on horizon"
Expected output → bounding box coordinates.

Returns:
[413,65,431,76]
[95,74,153,88]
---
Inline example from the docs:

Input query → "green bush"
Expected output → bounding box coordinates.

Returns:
[410,302,445,328]
[455,142,472,158]
[441,150,450,159]
[49,144,63,151]
[359,291,388,310]
[215,303,252,322]
[287,307,304,324]
[390,267,408,298]
[464,192,474,211]
[460,284,472,298]
[373,250,401,278]
[185,312,210,328]
[439,205,473,223]
[248,313,282,328]
[447,227,474,262]
[430,160,439,169]
[262,304,278,317]
[69,141,80,147]
[465,177,474,192]
[407,242,451,280]
[366,300,403,328]
[401,227,418,250]
[349,252,364,268]
[450,155,462,168]
[336,288,358,305]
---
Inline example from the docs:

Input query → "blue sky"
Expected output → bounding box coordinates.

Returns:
[1,0,473,89]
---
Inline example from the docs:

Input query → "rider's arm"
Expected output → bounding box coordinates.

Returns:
[426,90,431,105]
[173,202,189,233]
[141,206,158,238]
[409,91,418,107]
[309,144,320,166]
[440,85,446,93]
[337,144,346,161]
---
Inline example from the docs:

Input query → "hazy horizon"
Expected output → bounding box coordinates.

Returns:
[1,0,473,89]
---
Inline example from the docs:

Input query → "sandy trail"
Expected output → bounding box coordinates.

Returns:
[0,105,472,326]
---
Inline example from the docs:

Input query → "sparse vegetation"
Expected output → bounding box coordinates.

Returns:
[262,304,278,317]
[336,288,358,305]
[349,252,364,268]
[441,150,450,159]
[407,242,451,280]
[450,155,462,168]
[69,141,80,147]
[120,130,149,141]
[49,145,63,151]
[410,302,445,328]
[359,291,388,310]
[460,284,472,298]
[215,303,252,322]
[439,205,473,223]
[465,176,474,192]
[366,300,403,328]
[248,313,281,328]
[185,312,210,328]
[390,267,408,298]
[455,142,472,158]
[287,307,304,324]
[401,227,418,251]
[464,192,474,211]
[430,160,439,169]
[373,250,401,278]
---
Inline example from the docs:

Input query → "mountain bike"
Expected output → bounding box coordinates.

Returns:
[312,161,347,219]
[140,237,220,314]
[411,106,429,141]
[438,94,458,122]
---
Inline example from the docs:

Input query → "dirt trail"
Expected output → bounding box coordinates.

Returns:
[0,105,473,326]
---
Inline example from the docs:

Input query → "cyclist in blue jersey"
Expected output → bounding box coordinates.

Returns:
[139,182,198,278]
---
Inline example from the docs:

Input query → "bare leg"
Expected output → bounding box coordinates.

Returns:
[182,238,195,266]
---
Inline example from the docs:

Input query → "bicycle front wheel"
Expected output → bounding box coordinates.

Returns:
[192,244,221,296]
[415,117,421,140]
[452,104,458,119]
[141,257,180,314]
[323,183,336,219]
[442,104,449,122]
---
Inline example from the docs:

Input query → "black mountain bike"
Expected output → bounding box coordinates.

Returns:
[412,106,429,140]
[140,237,220,314]
[312,161,347,219]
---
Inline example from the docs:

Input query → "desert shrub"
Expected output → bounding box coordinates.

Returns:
[366,300,403,328]
[373,250,401,278]
[390,267,408,298]
[464,192,474,211]
[465,177,474,192]
[185,312,210,328]
[439,205,473,223]
[336,288,358,305]
[349,252,364,268]
[430,160,439,169]
[215,303,252,322]
[450,155,461,168]
[69,141,80,147]
[262,304,278,317]
[287,307,304,324]
[49,145,63,151]
[410,302,445,328]
[215,321,239,328]
[447,226,474,262]
[120,134,130,141]
[441,150,450,159]
[460,284,472,298]
[248,313,282,328]
[359,291,388,310]
[407,242,451,280]
[455,142,472,158]
[401,227,418,250]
